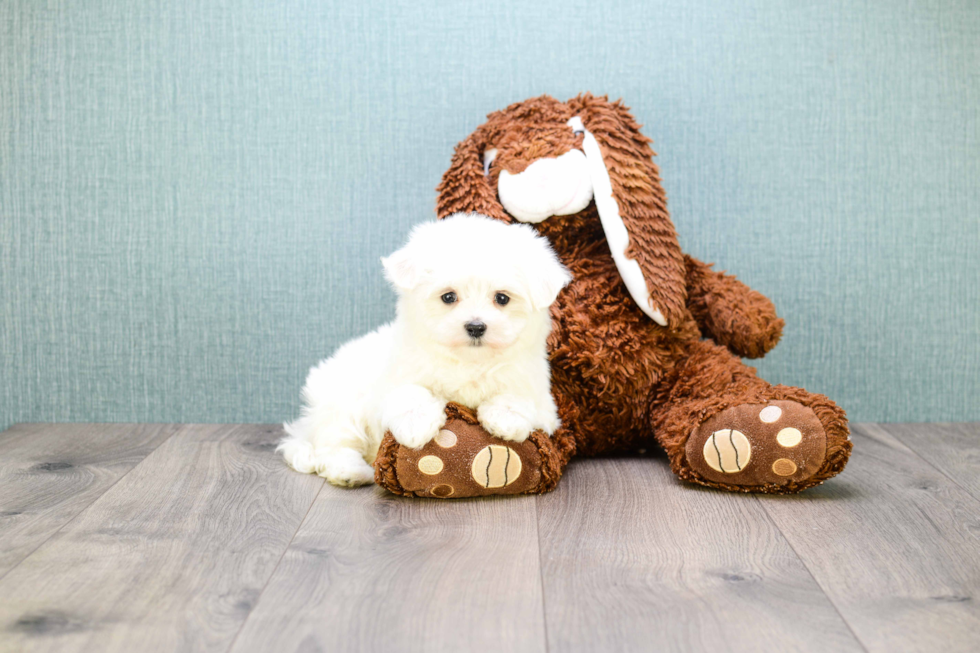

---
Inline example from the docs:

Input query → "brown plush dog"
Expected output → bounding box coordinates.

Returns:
[375,94,851,496]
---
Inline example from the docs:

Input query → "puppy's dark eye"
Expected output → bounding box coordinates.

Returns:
[494,292,510,306]
[441,292,457,304]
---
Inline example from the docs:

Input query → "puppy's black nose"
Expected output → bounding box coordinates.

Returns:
[465,320,487,338]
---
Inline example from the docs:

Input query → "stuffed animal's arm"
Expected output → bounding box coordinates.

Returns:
[683,255,784,359]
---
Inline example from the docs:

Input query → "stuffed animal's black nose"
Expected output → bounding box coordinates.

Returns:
[465,320,487,338]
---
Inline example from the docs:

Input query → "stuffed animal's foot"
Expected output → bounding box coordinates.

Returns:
[684,400,848,493]
[374,403,565,498]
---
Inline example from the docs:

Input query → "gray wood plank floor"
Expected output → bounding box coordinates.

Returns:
[0,422,977,653]
[0,423,179,579]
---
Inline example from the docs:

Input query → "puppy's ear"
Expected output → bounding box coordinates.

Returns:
[381,245,422,292]
[522,234,572,310]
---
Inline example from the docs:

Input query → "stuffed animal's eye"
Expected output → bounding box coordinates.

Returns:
[494,292,510,306]
[483,148,498,177]
[441,292,457,304]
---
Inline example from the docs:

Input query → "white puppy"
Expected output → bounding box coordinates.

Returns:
[278,213,571,487]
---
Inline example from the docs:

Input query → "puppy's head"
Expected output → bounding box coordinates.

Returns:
[382,213,570,354]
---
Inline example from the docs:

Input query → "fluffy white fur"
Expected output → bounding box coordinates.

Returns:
[278,213,571,487]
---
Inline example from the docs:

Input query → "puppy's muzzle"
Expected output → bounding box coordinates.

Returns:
[464,320,487,339]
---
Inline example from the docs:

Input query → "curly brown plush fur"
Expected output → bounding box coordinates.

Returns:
[433,94,851,494]
[684,255,786,359]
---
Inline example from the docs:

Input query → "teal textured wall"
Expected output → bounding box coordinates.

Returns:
[1,0,978,430]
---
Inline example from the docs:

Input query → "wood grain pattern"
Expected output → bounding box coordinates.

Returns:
[758,425,980,653]
[536,456,863,653]
[1,422,979,652]
[0,424,323,653]
[229,485,547,653]
[0,423,178,579]
[883,423,980,501]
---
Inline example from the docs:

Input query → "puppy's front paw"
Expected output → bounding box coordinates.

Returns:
[384,386,447,450]
[478,397,535,443]
[390,406,447,449]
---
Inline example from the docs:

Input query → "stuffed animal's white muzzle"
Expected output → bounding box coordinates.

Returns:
[488,117,668,327]
[496,149,594,224]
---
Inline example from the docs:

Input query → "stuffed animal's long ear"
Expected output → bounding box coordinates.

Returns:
[436,127,512,222]
[567,95,687,328]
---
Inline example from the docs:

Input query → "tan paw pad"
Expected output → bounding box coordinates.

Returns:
[759,405,782,423]
[471,445,522,488]
[776,427,802,448]
[702,430,751,473]
[772,459,798,476]
[434,429,458,448]
[430,484,455,497]
[418,455,444,475]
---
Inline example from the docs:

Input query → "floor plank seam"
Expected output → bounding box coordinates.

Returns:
[222,476,327,653]
[881,425,980,504]
[0,423,184,584]
[751,494,871,653]
[534,495,551,653]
